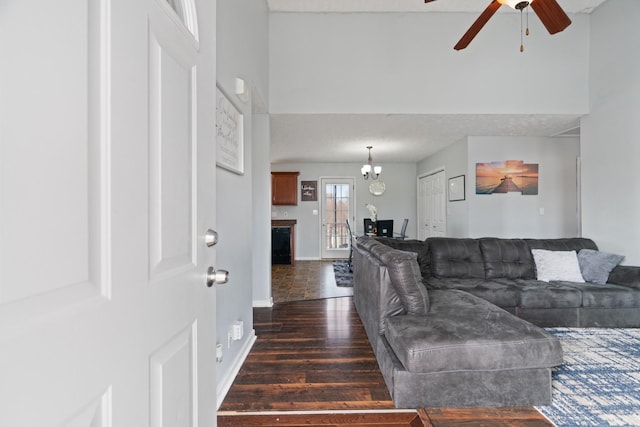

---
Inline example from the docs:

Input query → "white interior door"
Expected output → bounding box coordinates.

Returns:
[320,178,355,259]
[418,171,447,239]
[0,1,217,425]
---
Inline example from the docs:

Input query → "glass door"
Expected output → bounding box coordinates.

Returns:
[320,177,355,259]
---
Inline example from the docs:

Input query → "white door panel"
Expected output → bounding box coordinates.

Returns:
[148,27,197,279]
[0,0,217,425]
[417,171,447,239]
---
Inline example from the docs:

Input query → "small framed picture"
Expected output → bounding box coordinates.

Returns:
[301,180,317,202]
[216,86,244,174]
[448,175,465,202]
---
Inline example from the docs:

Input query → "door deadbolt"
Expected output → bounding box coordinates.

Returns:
[206,267,229,287]
[205,229,219,247]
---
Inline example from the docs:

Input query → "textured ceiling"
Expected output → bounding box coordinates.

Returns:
[268,0,602,164]
[270,114,581,163]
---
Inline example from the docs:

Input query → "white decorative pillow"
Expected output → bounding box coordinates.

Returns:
[531,249,585,283]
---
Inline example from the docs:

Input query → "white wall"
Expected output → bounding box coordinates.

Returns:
[216,0,269,405]
[418,136,580,238]
[270,12,590,114]
[468,136,580,238]
[271,162,417,259]
[418,138,469,237]
[252,113,272,307]
[581,0,640,264]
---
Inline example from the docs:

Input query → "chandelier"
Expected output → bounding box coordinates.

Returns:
[361,146,381,180]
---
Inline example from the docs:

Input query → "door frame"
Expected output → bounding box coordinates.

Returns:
[319,176,356,259]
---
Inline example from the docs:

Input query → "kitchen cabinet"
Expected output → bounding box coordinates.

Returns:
[272,172,299,205]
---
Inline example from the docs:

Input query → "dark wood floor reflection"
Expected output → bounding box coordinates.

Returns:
[219,297,391,412]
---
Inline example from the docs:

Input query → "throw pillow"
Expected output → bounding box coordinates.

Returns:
[531,249,585,283]
[577,248,625,284]
[380,250,430,315]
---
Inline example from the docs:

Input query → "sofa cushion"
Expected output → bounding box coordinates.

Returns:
[428,238,485,279]
[531,249,585,283]
[577,249,625,285]
[380,250,430,315]
[480,238,535,279]
[608,266,640,289]
[560,282,640,308]
[426,277,520,308]
[518,281,583,308]
[526,238,598,252]
[375,238,431,278]
[384,290,563,373]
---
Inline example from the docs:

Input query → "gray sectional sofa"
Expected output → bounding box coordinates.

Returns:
[352,236,640,408]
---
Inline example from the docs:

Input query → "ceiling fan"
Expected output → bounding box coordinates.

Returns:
[425,0,572,50]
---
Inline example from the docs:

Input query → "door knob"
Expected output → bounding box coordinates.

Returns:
[206,267,229,287]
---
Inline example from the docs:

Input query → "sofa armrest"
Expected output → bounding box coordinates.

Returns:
[608,265,640,289]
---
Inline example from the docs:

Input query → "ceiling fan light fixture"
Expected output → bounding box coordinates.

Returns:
[498,0,529,10]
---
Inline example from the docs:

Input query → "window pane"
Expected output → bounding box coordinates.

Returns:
[324,184,350,250]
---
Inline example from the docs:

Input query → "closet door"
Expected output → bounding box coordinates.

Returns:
[418,170,447,239]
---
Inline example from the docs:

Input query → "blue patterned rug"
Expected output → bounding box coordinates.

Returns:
[537,328,640,426]
[332,260,353,287]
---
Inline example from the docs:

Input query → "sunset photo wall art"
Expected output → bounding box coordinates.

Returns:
[475,160,539,195]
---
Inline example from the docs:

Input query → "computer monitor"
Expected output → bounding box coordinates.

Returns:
[376,220,394,237]
[364,218,375,235]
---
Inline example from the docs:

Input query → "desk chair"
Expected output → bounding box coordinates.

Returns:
[376,220,394,237]
[346,219,354,271]
[395,218,409,239]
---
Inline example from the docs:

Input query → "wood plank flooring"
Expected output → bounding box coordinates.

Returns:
[217,262,553,426]
[219,297,392,411]
[271,260,352,303]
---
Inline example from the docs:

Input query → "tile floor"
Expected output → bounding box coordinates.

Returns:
[271,260,353,303]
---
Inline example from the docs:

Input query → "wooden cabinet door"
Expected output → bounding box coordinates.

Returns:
[272,172,299,205]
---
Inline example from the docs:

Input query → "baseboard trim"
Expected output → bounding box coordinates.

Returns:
[253,298,273,308]
[218,409,418,416]
[216,329,257,409]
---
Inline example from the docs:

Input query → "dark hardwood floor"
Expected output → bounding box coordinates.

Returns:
[217,262,552,426]
[271,260,352,303]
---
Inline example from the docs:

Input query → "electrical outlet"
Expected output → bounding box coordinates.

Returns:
[216,344,223,363]
[232,320,244,340]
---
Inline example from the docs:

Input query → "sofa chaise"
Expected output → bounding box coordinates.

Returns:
[352,236,640,408]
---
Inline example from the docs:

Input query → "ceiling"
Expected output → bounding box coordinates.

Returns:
[267,1,606,164]
[267,0,607,14]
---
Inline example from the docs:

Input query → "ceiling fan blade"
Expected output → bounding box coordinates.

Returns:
[454,0,502,50]
[530,0,572,34]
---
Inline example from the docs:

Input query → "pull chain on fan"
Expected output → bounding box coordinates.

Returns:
[520,2,529,52]
[515,1,530,52]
